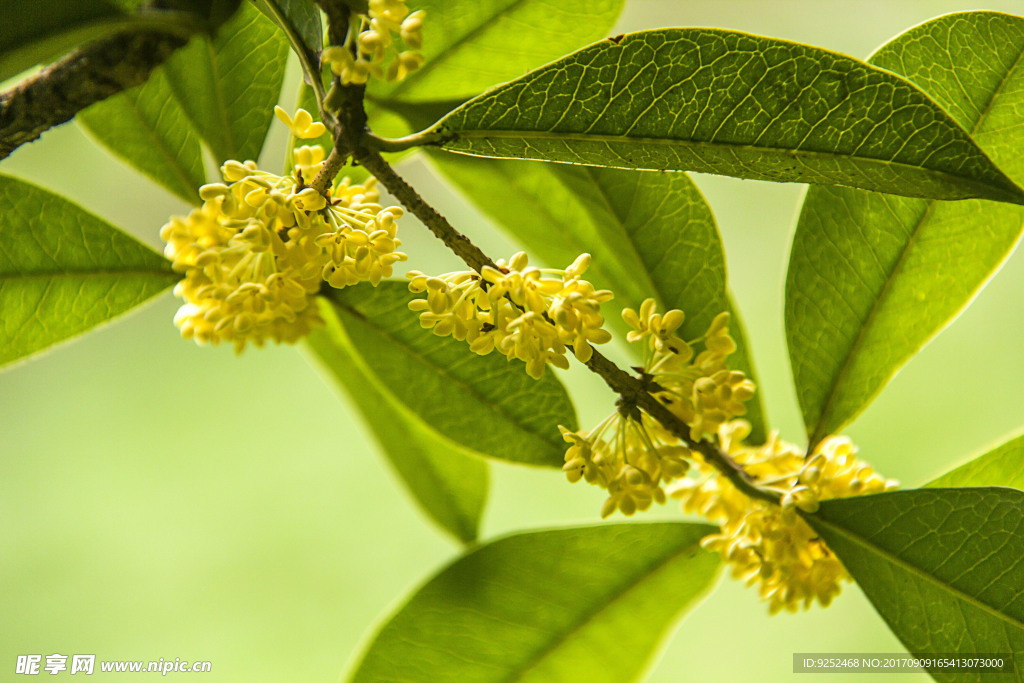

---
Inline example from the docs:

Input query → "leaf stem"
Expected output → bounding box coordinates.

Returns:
[365,130,448,153]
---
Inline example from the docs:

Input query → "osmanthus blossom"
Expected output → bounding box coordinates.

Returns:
[160,108,407,352]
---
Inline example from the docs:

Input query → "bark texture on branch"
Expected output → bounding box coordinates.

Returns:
[0,31,187,160]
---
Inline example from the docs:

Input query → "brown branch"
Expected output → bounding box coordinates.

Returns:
[362,145,776,505]
[583,351,780,505]
[0,31,187,161]
[357,151,498,273]
[313,0,353,47]
[311,146,348,195]
[309,5,780,507]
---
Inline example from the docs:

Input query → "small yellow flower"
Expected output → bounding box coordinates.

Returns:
[161,153,406,352]
[559,411,691,518]
[406,252,612,379]
[621,300,755,441]
[322,1,425,86]
[668,421,898,614]
[274,106,326,139]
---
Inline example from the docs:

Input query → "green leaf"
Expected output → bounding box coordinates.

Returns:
[323,282,576,468]
[429,28,1024,205]
[78,68,206,204]
[248,0,320,55]
[806,489,1024,681]
[306,298,487,543]
[928,432,1024,491]
[0,175,179,368]
[367,0,625,105]
[0,2,201,83]
[163,2,288,163]
[429,154,768,441]
[786,12,1024,446]
[349,522,720,682]
[249,0,321,86]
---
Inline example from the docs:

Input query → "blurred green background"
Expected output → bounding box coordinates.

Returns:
[4,1,1024,680]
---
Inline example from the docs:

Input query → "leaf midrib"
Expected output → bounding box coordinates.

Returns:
[0,268,176,281]
[125,84,202,203]
[332,296,562,456]
[511,535,715,682]
[303,325,482,542]
[809,38,1024,446]
[810,514,1024,632]
[205,37,236,159]
[443,129,1020,200]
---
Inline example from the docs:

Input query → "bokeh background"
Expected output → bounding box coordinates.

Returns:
[4,1,1024,680]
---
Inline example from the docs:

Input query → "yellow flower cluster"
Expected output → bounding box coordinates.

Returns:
[559,302,752,516]
[671,421,899,614]
[560,414,692,518]
[406,252,613,379]
[559,297,896,612]
[623,299,756,441]
[322,0,425,84]
[161,109,407,351]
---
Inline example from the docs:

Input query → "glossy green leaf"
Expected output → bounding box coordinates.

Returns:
[0,175,179,368]
[249,0,320,55]
[786,12,1024,446]
[306,298,487,543]
[0,2,200,83]
[323,282,576,467]
[430,154,768,441]
[928,432,1024,491]
[78,69,205,203]
[367,0,624,106]
[249,0,321,85]
[350,522,720,682]
[430,28,1024,204]
[807,489,1024,681]
[163,2,288,163]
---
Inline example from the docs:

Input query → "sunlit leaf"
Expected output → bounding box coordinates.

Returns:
[430,28,1024,204]
[0,175,179,368]
[248,0,321,61]
[323,282,577,468]
[368,0,624,105]
[928,432,1024,491]
[163,2,288,163]
[306,298,488,543]
[350,522,720,682]
[78,68,205,203]
[786,12,1024,446]
[430,154,768,441]
[807,488,1024,681]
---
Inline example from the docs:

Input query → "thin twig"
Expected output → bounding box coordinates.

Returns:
[357,148,779,505]
[311,6,782,508]
[311,146,348,195]
[357,151,498,273]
